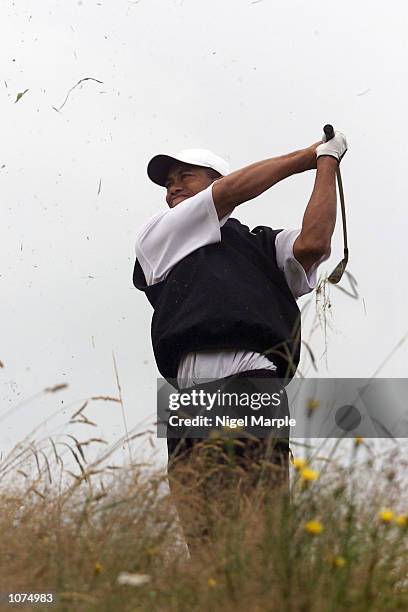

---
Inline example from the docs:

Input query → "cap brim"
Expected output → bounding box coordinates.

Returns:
[147,154,183,187]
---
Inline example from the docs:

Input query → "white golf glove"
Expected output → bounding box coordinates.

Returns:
[316,130,348,163]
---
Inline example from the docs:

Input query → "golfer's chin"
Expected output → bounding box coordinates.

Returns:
[170,196,189,207]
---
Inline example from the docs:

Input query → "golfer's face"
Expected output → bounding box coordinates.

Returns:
[165,163,212,208]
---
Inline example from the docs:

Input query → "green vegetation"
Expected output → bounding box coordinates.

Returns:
[1,415,407,612]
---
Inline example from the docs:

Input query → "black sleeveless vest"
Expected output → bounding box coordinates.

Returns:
[133,218,301,384]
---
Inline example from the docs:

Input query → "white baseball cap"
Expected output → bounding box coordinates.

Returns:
[147,148,230,187]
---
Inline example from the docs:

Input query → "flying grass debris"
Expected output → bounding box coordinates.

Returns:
[45,383,68,393]
[52,77,103,112]
[15,89,29,103]
[333,270,359,300]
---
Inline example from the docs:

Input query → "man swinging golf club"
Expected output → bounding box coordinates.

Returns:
[133,127,348,549]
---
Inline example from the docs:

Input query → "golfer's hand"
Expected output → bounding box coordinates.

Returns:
[316,130,348,163]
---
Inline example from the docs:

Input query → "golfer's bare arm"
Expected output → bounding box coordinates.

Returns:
[292,156,337,273]
[212,145,336,274]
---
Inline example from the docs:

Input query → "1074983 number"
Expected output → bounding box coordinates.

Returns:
[7,593,54,604]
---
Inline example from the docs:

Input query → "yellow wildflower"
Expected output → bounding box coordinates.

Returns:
[333,556,346,568]
[208,578,217,588]
[300,467,320,482]
[307,399,320,414]
[304,520,324,535]
[378,508,394,523]
[292,457,307,470]
[395,515,408,528]
[94,562,104,576]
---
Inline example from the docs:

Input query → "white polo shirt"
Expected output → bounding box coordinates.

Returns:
[136,181,329,387]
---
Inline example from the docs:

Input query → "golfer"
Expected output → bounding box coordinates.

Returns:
[133,131,347,543]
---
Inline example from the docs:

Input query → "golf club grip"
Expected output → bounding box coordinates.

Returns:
[323,124,335,141]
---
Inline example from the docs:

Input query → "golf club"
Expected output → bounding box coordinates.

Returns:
[323,123,349,284]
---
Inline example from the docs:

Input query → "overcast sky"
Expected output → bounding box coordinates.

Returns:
[1,0,407,470]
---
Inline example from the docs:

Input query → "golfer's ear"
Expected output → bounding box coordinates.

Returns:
[211,178,237,220]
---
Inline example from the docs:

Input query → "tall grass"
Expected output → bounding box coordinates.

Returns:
[0,401,407,612]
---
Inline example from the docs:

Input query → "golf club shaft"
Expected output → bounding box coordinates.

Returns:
[322,124,349,282]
